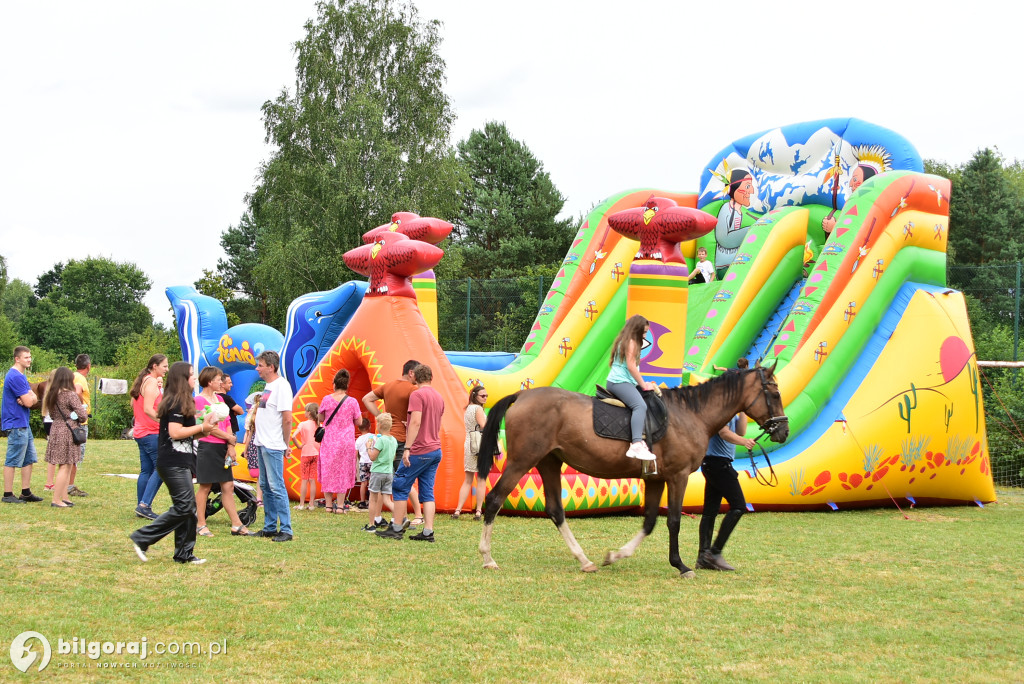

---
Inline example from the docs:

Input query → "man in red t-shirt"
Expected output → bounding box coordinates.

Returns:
[362,359,422,521]
[376,364,444,543]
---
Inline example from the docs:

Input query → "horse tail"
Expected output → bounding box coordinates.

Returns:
[477,391,520,478]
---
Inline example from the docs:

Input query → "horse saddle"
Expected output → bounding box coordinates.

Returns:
[592,386,668,449]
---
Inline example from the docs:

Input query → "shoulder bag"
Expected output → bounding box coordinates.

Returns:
[314,397,345,443]
[54,399,88,445]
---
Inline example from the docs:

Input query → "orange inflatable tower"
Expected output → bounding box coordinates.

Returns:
[282,214,469,509]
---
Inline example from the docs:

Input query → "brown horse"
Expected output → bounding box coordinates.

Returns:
[475,364,789,577]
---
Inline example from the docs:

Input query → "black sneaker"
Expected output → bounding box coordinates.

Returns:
[254,529,279,538]
[356,501,368,510]
[409,531,435,543]
[175,556,207,565]
[2,495,25,504]
[374,518,391,529]
[375,527,405,540]
[361,524,378,532]
[271,532,293,543]
[135,505,158,520]
[19,492,43,502]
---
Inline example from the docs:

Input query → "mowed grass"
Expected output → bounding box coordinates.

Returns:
[1,439,1022,683]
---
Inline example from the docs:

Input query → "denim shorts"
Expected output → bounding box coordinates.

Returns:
[368,472,393,495]
[392,449,442,503]
[4,427,39,468]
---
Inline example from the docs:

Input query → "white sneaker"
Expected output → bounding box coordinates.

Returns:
[630,442,657,461]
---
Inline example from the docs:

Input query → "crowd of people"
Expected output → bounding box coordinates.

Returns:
[2,334,752,572]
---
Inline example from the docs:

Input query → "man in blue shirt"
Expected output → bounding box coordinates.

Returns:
[3,346,40,503]
[697,413,755,571]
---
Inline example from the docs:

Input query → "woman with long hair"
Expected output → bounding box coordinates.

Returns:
[317,368,361,513]
[194,367,254,536]
[43,367,87,508]
[452,384,490,521]
[606,315,657,460]
[129,361,217,565]
[130,354,168,519]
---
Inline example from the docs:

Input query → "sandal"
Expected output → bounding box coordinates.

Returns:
[410,517,425,527]
[450,511,461,520]
[197,525,213,537]
[474,511,482,521]
[231,526,255,536]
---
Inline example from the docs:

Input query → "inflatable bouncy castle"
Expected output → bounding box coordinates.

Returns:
[169,117,996,513]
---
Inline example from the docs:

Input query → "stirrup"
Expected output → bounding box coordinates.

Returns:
[641,459,658,477]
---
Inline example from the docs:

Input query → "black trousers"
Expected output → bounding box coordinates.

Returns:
[130,465,197,562]
[699,456,746,554]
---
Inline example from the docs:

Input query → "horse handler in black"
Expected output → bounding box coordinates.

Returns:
[697,413,755,571]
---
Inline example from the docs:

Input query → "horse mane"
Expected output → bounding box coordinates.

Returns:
[664,369,749,412]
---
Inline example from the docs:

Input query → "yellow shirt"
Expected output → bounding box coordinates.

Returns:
[73,371,90,425]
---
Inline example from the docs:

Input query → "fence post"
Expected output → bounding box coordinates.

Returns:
[1016,261,1021,364]
[465,277,471,351]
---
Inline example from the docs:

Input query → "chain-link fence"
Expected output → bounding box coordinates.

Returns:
[437,276,549,352]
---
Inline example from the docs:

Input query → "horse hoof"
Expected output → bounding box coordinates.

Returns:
[602,551,617,566]
[679,569,696,579]
[483,561,499,570]
[582,562,598,573]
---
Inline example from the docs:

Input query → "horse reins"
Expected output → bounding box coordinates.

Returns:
[746,443,778,487]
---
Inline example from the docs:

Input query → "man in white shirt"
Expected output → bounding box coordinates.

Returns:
[253,351,294,542]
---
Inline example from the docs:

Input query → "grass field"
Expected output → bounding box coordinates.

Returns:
[1,439,1022,682]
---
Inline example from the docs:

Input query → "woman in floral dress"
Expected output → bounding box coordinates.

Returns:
[317,368,361,513]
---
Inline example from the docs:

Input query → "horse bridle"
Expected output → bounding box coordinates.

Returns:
[753,367,788,438]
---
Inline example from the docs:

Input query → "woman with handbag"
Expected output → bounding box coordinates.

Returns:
[452,385,490,521]
[317,368,361,513]
[44,367,87,508]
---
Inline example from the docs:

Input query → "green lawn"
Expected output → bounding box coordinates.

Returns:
[1,439,1022,682]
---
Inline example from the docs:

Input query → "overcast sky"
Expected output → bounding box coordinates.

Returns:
[2,0,1021,327]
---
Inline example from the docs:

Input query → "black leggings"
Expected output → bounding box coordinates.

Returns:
[699,456,746,554]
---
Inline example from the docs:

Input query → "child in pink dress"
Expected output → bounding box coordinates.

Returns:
[291,403,320,510]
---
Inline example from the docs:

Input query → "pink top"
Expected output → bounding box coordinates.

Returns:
[408,386,444,454]
[132,376,161,438]
[195,394,231,444]
[295,420,320,458]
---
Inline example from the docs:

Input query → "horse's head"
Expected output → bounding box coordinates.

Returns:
[741,362,789,443]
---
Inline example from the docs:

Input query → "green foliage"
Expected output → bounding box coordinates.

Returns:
[1,278,34,324]
[18,299,108,365]
[194,269,241,327]
[218,211,270,324]
[113,326,182,372]
[232,0,466,326]
[23,257,153,365]
[454,121,575,279]
[945,148,1024,266]
[0,314,17,360]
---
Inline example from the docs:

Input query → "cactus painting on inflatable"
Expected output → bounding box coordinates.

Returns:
[169,118,995,512]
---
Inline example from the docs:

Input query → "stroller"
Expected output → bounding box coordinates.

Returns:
[204,480,259,527]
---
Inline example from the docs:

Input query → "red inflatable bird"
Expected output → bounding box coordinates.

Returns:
[362,212,453,246]
[343,232,443,298]
[607,197,717,263]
